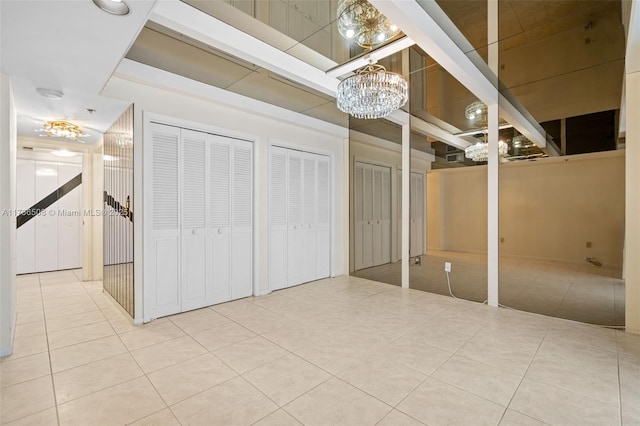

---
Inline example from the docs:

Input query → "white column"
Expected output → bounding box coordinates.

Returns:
[0,74,17,357]
[401,122,410,288]
[626,70,640,334]
[487,0,499,307]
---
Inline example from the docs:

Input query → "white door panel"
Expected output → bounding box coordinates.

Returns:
[35,161,58,272]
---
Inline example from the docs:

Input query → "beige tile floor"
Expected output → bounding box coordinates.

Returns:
[353,250,624,327]
[1,269,639,425]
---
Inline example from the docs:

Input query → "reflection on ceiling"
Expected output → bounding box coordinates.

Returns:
[125,24,348,127]
[435,0,625,123]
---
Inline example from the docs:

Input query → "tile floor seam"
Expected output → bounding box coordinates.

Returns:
[499,325,553,425]
[34,272,62,426]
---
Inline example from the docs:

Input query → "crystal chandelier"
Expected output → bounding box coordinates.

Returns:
[336,62,408,119]
[38,121,87,141]
[463,101,508,161]
[512,134,534,149]
[337,0,400,48]
[465,139,509,162]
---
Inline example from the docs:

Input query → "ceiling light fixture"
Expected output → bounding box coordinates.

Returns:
[512,134,534,149]
[107,132,133,148]
[38,121,88,141]
[92,0,130,16]
[337,0,400,48]
[463,101,508,162]
[36,88,64,99]
[336,61,408,119]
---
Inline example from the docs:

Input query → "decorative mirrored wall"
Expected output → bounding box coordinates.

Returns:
[103,105,134,317]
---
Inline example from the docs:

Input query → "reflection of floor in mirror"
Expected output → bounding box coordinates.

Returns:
[352,250,624,327]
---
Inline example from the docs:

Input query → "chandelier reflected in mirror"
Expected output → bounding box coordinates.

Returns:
[337,0,400,48]
[38,121,88,141]
[336,62,408,119]
[463,101,508,161]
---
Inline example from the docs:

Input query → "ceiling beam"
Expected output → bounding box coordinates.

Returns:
[411,116,471,150]
[326,36,416,77]
[369,0,549,149]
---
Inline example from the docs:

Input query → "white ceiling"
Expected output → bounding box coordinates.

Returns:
[0,0,156,145]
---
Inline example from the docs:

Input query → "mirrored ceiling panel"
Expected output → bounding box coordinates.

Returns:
[498,0,624,155]
[181,0,406,71]
[125,23,348,127]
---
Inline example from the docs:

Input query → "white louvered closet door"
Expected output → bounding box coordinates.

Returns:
[380,167,391,265]
[411,172,424,257]
[231,140,253,299]
[208,136,232,304]
[302,154,317,283]
[362,165,374,269]
[372,166,384,266]
[354,164,365,271]
[316,155,330,279]
[149,123,181,318]
[269,147,288,291]
[287,151,304,287]
[181,129,208,311]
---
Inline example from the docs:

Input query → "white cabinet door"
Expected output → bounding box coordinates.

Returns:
[148,123,181,318]
[181,129,208,311]
[269,147,289,291]
[231,140,253,299]
[209,137,232,304]
[16,159,35,274]
[35,161,58,272]
[316,155,330,279]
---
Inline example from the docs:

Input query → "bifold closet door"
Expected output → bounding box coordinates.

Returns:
[287,152,304,287]
[316,155,330,279]
[149,123,181,318]
[410,173,424,257]
[181,129,208,311]
[355,162,391,270]
[17,160,35,274]
[34,162,59,273]
[230,140,253,299]
[269,147,288,291]
[57,163,82,270]
[270,147,330,290]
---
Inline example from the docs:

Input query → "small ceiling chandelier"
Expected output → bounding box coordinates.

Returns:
[38,121,88,141]
[107,132,133,148]
[463,101,508,161]
[336,62,408,119]
[512,134,534,149]
[337,0,400,48]
[465,139,509,162]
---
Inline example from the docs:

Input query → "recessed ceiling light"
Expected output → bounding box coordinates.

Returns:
[36,88,63,99]
[92,0,130,16]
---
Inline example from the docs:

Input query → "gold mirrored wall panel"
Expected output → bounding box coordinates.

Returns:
[103,105,134,317]
[349,117,402,287]
[496,0,625,326]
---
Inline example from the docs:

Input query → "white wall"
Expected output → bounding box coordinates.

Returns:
[1,74,17,357]
[427,150,625,267]
[348,133,432,272]
[102,75,348,321]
